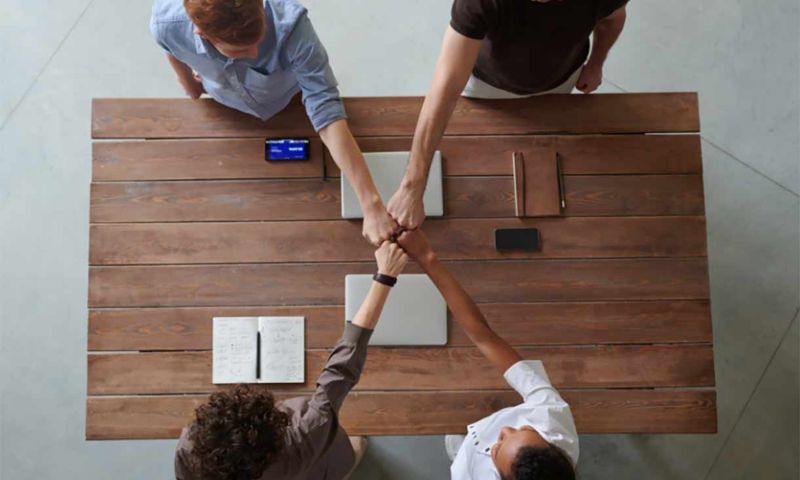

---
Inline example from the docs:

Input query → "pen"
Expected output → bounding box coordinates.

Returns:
[556,152,566,210]
[256,331,261,381]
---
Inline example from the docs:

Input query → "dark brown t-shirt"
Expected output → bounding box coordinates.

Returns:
[451,0,628,94]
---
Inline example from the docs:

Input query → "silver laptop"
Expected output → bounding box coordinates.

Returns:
[340,151,444,219]
[344,274,447,346]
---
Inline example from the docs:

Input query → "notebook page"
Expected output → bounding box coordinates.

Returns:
[258,317,305,383]
[212,317,258,384]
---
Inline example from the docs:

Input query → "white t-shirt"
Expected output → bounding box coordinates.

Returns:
[450,360,579,479]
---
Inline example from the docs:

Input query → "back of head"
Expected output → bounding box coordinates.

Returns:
[184,0,266,45]
[188,385,289,480]
[511,445,576,480]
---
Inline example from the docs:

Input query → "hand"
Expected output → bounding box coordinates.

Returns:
[576,63,602,94]
[387,183,426,229]
[397,229,436,267]
[362,205,396,246]
[180,72,206,99]
[375,241,408,277]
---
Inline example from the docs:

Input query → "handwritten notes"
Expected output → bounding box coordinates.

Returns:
[212,316,305,384]
[213,317,258,384]
[258,317,305,384]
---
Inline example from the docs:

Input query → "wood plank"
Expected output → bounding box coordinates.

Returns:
[85,389,717,439]
[90,179,342,223]
[95,135,702,181]
[325,134,703,177]
[562,175,705,216]
[87,345,714,394]
[88,300,712,351]
[90,175,704,222]
[92,94,700,139]
[88,258,709,307]
[88,306,343,351]
[92,138,324,181]
[89,216,707,265]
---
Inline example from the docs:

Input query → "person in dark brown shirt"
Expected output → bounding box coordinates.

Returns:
[386,0,628,230]
[174,241,409,480]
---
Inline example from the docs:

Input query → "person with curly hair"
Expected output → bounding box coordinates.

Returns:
[174,241,409,479]
[397,230,577,480]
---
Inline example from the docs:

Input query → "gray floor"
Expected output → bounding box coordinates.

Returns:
[0,0,797,478]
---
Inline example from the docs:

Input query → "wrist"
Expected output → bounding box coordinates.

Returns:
[418,251,437,269]
[361,194,385,214]
[585,59,604,70]
[373,272,398,286]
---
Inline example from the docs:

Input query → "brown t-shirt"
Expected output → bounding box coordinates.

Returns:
[450,0,628,94]
[175,323,373,480]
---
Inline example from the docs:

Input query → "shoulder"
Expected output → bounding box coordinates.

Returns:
[452,0,502,16]
[596,0,628,19]
[174,426,197,478]
[150,0,193,39]
[267,0,309,37]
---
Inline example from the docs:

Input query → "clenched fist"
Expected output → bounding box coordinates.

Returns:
[374,241,408,278]
[397,229,436,267]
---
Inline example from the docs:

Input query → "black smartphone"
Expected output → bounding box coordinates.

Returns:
[495,228,541,251]
[265,138,310,161]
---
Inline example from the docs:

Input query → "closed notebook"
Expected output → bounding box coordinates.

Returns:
[212,316,304,384]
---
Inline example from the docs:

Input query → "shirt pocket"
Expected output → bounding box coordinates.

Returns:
[243,67,298,98]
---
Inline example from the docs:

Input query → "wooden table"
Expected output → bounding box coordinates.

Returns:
[86,94,716,440]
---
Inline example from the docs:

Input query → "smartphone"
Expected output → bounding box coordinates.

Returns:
[265,138,310,161]
[495,228,541,252]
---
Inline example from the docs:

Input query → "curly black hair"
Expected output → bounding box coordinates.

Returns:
[188,385,290,480]
[511,445,575,480]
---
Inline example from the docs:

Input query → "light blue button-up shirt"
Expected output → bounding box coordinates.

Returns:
[150,0,346,131]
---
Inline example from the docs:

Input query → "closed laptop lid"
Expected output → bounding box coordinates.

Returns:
[340,151,443,219]
[344,274,447,346]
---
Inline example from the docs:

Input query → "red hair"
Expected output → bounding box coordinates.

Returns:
[184,0,266,45]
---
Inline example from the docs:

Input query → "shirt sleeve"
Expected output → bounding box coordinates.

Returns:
[283,14,347,132]
[174,445,194,480]
[503,360,563,403]
[450,0,498,40]
[598,0,628,20]
[309,323,373,414]
[149,17,174,55]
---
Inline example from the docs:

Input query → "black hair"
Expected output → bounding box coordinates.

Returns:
[510,445,575,480]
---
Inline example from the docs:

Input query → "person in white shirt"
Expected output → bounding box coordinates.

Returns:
[398,229,578,480]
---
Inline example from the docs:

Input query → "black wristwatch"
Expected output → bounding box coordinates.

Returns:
[373,272,398,287]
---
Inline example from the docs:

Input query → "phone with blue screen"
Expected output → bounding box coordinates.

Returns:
[265,138,310,161]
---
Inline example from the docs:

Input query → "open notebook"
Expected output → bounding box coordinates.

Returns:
[212,316,304,384]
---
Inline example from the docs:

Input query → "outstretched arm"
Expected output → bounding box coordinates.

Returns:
[387,26,481,229]
[398,230,520,373]
[311,241,408,413]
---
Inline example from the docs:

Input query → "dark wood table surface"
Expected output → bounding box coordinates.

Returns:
[86,93,716,440]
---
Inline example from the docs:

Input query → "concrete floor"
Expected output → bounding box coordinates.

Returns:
[0,0,797,478]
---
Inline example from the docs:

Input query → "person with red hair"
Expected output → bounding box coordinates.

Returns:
[150,0,395,246]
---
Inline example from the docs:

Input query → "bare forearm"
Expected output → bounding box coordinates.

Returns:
[420,256,521,371]
[320,119,382,209]
[166,54,193,82]
[351,281,392,330]
[404,83,462,186]
[404,26,480,188]
[587,10,626,68]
